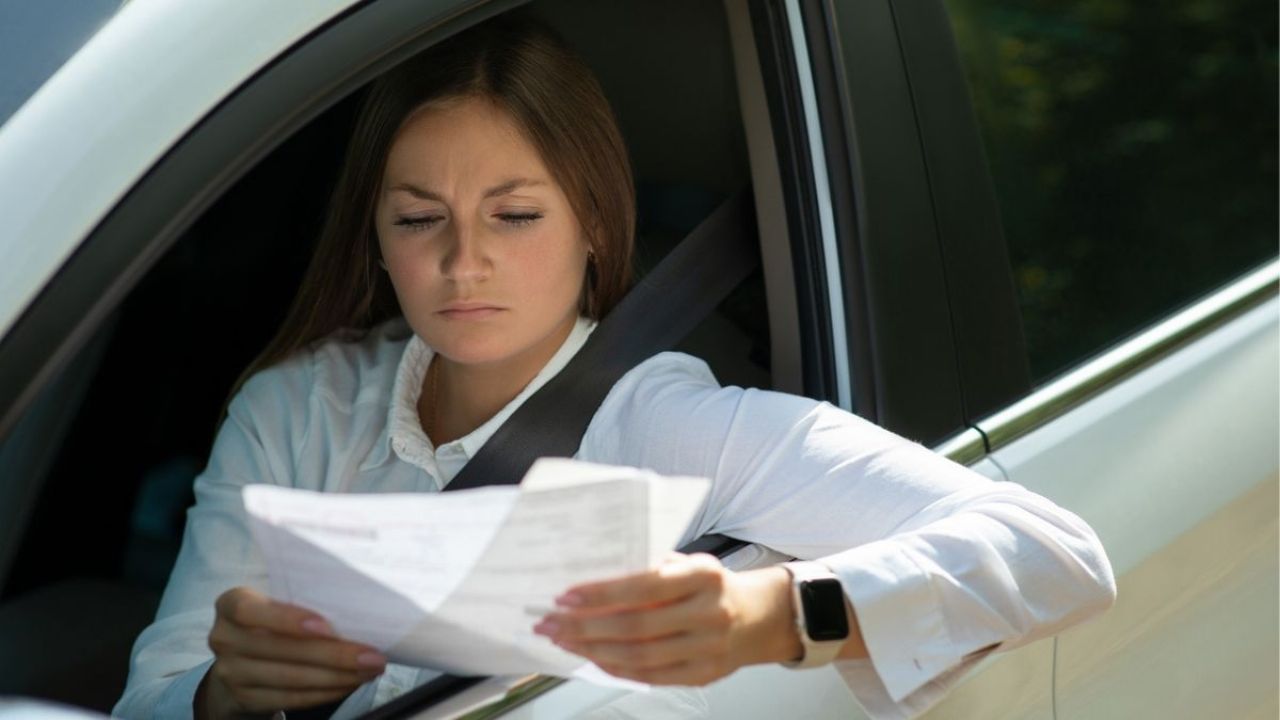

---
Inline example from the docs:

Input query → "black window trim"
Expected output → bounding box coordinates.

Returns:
[795,0,876,421]
[804,0,969,446]
[887,0,1033,426]
[778,0,855,413]
[746,0,844,410]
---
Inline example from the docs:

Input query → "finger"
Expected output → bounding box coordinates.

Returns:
[538,594,724,642]
[555,632,723,670]
[211,623,387,672]
[217,656,381,691]
[556,554,724,610]
[229,685,358,714]
[216,587,336,639]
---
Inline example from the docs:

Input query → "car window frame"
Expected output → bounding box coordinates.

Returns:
[0,1,789,716]
[883,0,1033,423]
[802,0,972,446]
[744,0,849,412]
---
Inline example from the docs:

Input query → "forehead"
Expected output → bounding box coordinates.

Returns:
[382,97,549,181]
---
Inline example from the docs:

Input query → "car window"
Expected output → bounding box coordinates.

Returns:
[0,0,123,126]
[944,0,1279,384]
[0,0,765,717]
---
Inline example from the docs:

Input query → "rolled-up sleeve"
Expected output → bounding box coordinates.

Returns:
[582,353,1117,719]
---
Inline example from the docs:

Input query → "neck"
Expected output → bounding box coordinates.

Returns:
[423,313,579,446]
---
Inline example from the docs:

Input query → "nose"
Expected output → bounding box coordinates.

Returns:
[439,219,491,283]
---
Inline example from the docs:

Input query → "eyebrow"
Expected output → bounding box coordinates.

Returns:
[387,178,547,201]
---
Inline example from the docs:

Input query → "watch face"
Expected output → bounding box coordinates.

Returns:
[799,578,850,641]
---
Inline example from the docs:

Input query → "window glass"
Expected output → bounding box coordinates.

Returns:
[945,0,1278,382]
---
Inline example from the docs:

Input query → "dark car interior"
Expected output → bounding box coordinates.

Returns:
[0,0,772,713]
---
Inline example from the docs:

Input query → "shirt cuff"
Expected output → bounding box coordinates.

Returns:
[825,540,959,702]
[152,658,214,720]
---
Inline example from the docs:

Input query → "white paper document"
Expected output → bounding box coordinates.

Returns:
[242,458,710,684]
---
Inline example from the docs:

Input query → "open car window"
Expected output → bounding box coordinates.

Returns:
[0,0,781,717]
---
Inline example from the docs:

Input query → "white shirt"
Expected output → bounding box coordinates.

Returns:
[114,314,1116,720]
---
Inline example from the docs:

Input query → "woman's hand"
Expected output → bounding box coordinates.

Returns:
[196,586,388,719]
[532,553,802,686]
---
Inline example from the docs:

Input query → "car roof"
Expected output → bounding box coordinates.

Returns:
[0,0,361,341]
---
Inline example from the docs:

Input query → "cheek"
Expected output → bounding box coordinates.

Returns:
[380,236,439,288]
[508,227,587,302]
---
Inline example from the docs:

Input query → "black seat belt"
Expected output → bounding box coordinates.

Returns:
[354,188,760,720]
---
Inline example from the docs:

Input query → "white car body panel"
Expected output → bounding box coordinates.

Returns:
[0,0,357,341]
[988,296,1279,719]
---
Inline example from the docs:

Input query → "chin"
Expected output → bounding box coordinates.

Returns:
[433,343,515,367]
[417,322,519,366]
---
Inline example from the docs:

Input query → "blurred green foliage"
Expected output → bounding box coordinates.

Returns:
[945,0,1278,382]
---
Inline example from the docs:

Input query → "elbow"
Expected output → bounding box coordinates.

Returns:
[1066,522,1119,624]
[1025,490,1119,623]
[1089,540,1119,616]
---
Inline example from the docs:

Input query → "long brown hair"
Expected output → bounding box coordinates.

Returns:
[221,15,635,423]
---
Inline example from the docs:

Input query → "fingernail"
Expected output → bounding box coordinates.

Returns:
[533,620,560,636]
[302,618,335,637]
[555,592,583,607]
[357,651,387,668]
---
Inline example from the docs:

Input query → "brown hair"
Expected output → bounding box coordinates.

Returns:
[221,16,635,421]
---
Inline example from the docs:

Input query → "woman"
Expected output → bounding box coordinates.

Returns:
[115,15,1115,720]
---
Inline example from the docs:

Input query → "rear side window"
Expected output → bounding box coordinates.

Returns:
[945,0,1278,383]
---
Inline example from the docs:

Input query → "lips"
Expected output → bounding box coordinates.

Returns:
[437,302,505,320]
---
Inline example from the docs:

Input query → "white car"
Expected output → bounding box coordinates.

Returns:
[0,0,1275,718]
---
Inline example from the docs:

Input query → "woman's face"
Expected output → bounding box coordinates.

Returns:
[375,96,589,368]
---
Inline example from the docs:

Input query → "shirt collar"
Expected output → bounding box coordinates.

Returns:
[360,316,598,484]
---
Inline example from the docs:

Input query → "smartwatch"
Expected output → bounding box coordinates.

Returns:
[781,561,850,669]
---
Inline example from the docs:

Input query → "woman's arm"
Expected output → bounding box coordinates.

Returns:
[534,556,868,683]
[561,353,1115,713]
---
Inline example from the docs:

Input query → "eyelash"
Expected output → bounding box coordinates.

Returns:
[392,213,543,231]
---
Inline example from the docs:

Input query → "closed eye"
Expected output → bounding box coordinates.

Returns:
[393,215,443,231]
[498,212,543,226]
